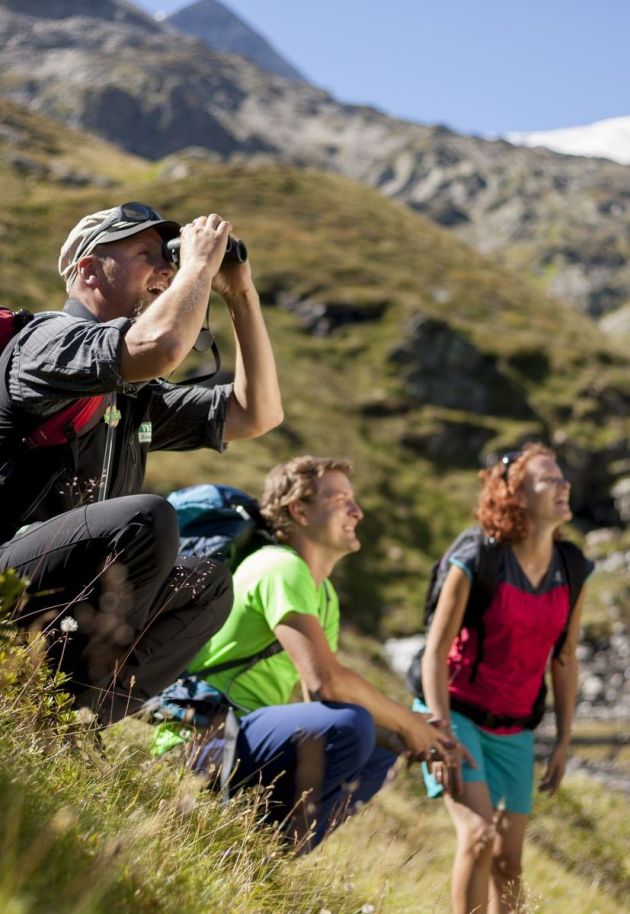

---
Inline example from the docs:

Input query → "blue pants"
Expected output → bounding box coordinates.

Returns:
[207,701,396,851]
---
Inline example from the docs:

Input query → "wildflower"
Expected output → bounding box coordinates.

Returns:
[74,706,97,726]
[60,616,79,633]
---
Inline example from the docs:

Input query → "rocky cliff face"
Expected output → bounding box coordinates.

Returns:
[166,0,305,83]
[2,0,158,27]
[0,0,629,320]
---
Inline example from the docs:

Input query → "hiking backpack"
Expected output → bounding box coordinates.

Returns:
[167,483,276,569]
[405,526,588,729]
[0,306,107,453]
[144,483,285,728]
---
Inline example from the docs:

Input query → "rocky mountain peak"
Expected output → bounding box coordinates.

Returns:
[166,0,305,83]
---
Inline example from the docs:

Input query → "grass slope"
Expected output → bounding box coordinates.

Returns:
[0,619,627,914]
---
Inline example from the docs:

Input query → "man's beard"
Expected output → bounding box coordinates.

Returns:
[133,295,152,318]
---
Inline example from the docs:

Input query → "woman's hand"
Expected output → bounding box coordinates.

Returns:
[427,733,475,798]
[403,714,475,797]
[539,740,569,796]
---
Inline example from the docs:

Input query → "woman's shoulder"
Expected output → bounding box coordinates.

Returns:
[447,527,505,581]
[553,539,595,581]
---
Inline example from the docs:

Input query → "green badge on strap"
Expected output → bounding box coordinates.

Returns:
[104,405,122,427]
[138,421,152,444]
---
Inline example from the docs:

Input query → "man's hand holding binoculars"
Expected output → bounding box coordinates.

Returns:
[166,213,252,300]
[163,211,281,441]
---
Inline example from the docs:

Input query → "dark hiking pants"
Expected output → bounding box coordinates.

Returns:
[0,494,232,725]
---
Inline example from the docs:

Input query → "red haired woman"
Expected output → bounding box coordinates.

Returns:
[418,443,592,914]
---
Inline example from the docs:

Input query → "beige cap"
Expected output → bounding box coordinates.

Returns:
[58,202,180,292]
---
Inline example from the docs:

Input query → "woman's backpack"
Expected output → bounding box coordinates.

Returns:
[406,527,589,728]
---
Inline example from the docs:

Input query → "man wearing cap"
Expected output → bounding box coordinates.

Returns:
[0,202,283,725]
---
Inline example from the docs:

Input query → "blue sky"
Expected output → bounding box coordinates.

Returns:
[135,0,630,135]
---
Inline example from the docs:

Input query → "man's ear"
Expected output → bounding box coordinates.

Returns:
[287,499,308,527]
[77,255,101,288]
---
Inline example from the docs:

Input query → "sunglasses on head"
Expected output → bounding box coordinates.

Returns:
[114,201,162,222]
[74,201,163,263]
[499,450,522,482]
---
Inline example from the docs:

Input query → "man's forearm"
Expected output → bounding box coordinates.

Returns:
[121,263,214,381]
[223,288,283,440]
[314,662,422,741]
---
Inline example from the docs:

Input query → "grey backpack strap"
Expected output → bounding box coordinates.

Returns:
[198,638,284,677]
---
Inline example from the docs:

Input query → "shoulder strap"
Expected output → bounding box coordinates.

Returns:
[4,310,108,449]
[462,531,502,623]
[552,540,589,658]
[196,577,334,679]
[471,533,503,603]
[197,639,284,677]
[466,533,504,682]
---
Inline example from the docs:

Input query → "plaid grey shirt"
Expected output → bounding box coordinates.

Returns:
[8,299,232,452]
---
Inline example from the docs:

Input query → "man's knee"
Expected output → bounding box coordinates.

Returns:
[326,703,377,767]
[126,493,179,545]
[110,494,180,568]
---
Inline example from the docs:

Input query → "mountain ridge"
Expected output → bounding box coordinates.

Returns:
[0,0,629,322]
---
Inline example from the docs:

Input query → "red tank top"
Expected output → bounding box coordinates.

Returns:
[447,546,571,732]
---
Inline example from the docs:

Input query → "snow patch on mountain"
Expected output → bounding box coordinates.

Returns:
[506,115,630,165]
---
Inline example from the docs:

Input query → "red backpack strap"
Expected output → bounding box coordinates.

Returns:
[25,395,107,448]
[2,309,107,448]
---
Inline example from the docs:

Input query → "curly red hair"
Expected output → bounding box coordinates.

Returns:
[476,442,560,544]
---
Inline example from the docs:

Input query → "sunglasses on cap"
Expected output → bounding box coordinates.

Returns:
[73,201,166,263]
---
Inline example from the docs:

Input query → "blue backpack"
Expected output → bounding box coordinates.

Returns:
[146,484,282,730]
[167,483,275,568]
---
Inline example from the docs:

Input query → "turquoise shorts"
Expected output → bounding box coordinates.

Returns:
[412,699,535,814]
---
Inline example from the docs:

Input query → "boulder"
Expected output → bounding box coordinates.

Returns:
[278,292,387,336]
[390,314,536,419]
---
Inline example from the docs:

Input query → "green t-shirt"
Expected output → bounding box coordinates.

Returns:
[187,545,340,714]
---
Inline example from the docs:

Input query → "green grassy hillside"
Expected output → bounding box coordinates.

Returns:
[2,99,629,633]
[0,615,627,914]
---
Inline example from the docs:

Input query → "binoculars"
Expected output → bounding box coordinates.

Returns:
[163,235,248,268]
